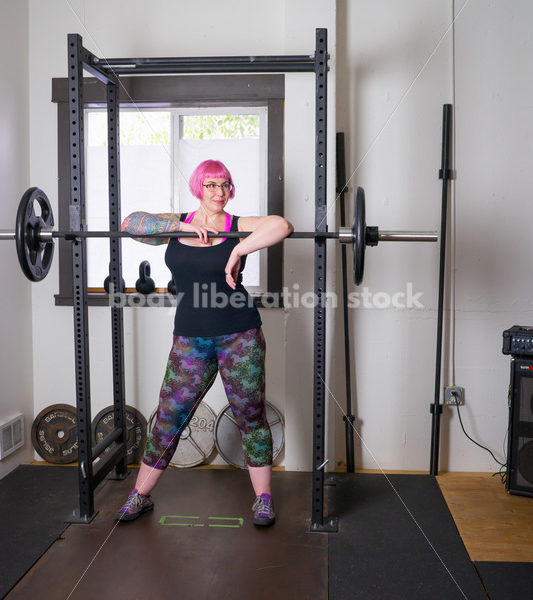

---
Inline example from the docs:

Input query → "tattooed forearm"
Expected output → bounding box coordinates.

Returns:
[121,212,181,245]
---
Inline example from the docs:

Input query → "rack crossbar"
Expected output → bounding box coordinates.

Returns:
[98,54,315,66]
[98,63,315,75]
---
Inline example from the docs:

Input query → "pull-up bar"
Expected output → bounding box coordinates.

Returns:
[93,54,317,74]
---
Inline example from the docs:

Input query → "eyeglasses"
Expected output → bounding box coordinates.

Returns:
[203,182,233,192]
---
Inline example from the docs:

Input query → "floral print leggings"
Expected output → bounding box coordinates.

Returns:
[143,327,272,470]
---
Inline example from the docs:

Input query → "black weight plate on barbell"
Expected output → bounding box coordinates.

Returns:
[91,405,147,465]
[31,404,78,464]
[352,186,366,285]
[15,187,54,282]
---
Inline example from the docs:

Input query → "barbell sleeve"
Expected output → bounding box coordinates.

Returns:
[378,231,438,242]
[0,229,56,241]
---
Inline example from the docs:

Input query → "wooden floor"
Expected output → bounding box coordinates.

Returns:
[437,471,533,562]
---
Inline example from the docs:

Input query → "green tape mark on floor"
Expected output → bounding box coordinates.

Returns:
[207,517,244,528]
[159,515,204,527]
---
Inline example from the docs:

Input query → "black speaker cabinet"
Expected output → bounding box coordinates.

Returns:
[507,358,533,496]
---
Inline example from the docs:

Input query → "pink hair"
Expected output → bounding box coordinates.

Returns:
[189,159,235,200]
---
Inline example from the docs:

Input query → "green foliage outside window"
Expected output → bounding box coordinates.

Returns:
[182,115,259,139]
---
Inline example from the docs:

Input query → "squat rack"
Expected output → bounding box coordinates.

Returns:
[66,29,335,531]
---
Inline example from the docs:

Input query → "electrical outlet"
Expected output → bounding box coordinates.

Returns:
[444,386,465,406]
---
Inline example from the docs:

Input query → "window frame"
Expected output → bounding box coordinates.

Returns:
[52,74,285,307]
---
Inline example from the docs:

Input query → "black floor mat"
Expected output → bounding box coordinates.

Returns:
[328,473,487,600]
[475,562,533,599]
[5,468,528,600]
[0,465,78,598]
[7,469,328,600]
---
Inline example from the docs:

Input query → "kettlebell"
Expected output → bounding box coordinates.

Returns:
[103,262,125,293]
[135,260,155,294]
[167,278,176,295]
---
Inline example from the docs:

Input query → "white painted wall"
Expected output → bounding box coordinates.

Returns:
[18,0,528,474]
[336,0,533,472]
[0,0,33,479]
[448,0,533,471]
[27,0,336,469]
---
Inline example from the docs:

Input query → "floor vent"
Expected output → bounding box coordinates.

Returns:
[0,414,24,460]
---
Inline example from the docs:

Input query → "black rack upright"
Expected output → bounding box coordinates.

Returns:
[67,34,128,522]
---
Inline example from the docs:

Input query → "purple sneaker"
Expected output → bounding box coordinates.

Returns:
[115,489,154,522]
[252,493,275,526]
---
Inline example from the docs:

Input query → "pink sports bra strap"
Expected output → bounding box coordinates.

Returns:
[178,211,232,242]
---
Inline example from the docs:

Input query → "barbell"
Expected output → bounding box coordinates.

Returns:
[0,187,437,285]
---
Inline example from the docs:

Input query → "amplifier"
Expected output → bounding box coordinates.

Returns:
[506,358,533,497]
[502,325,533,357]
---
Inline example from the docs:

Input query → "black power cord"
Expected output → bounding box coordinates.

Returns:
[452,392,507,484]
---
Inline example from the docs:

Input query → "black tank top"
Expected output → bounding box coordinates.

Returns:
[165,213,262,337]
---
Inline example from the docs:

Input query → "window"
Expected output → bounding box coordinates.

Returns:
[53,75,284,307]
[85,107,267,293]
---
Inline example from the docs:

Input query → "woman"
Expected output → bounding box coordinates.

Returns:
[116,159,293,526]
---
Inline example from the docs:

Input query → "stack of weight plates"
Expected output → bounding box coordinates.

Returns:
[31,403,150,465]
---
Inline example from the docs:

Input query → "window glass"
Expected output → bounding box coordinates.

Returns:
[182,114,259,139]
[85,107,267,292]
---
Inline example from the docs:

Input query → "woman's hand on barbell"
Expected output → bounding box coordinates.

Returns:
[179,221,218,244]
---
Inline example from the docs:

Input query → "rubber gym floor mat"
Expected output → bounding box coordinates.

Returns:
[328,473,487,600]
[8,468,328,600]
[0,465,78,599]
[474,562,533,599]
